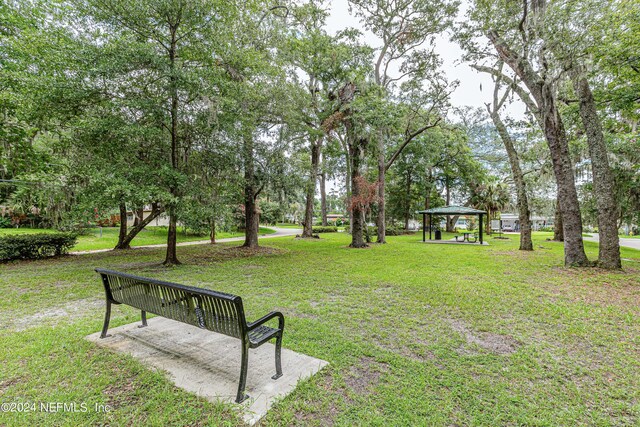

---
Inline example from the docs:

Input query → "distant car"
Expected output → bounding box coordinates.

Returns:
[502,226,514,232]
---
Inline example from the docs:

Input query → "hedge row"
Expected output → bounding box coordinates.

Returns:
[312,226,339,233]
[0,233,78,262]
[368,226,415,236]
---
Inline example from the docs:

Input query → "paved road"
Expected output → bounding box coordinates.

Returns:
[584,233,640,251]
[70,226,302,255]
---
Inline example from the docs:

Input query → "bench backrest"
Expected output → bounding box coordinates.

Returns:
[96,268,246,338]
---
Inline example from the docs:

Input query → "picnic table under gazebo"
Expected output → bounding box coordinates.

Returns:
[416,205,487,245]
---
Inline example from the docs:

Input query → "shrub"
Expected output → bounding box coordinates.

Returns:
[0,233,78,262]
[0,216,12,228]
[369,226,412,236]
[312,226,338,233]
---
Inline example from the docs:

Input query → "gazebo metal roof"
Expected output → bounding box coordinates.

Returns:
[416,205,486,215]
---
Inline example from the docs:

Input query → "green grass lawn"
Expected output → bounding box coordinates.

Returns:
[0,226,276,251]
[275,223,303,229]
[1,233,639,425]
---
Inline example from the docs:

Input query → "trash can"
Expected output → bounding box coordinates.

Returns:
[435,229,442,240]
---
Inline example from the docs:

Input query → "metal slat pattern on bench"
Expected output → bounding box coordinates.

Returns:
[95,268,284,404]
[100,269,243,337]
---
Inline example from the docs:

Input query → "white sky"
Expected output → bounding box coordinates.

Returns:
[324,0,526,118]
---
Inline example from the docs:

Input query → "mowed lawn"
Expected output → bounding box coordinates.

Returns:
[0,233,639,426]
[0,226,276,251]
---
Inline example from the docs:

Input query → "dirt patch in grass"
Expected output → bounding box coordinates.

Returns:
[291,357,389,425]
[344,356,389,394]
[3,298,104,331]
[371,333,437,363]
[537,267,640,312]
[189,245,284,264]
[0,376,26,395]
[294,405,339,427]
[103,378,141,408]
[290,372,340,426]
[446,318,519,355]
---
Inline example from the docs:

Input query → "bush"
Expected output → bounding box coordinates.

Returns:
[312,226,338,233]
[369,226,412,236]
[0,216,12,228]
[0,233,78,262]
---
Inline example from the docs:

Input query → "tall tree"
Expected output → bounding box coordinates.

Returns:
[546,0,623,268]
[348,0,457,243]
[65,0,249,264]
[462,1,590,266]
[569,68,620,268]
[485,71,533,250]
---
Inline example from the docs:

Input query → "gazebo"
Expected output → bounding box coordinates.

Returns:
[417,205,487,244]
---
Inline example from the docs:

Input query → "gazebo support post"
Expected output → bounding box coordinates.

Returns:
[429,214,432,240]
[422,214,426,242]
[479,214,483,244]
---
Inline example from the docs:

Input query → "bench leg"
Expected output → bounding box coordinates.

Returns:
[236,341,250,403]
[139,310,148,328]
[100,300,112,339]
[272,333,283,380]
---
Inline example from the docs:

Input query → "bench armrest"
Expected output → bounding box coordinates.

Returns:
[247,311,284,332]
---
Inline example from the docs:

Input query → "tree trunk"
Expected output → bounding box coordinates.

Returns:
[164,27,180,266]
[115,203,164,250]
[571,71,621,269]
[320,168,328,226]
[447,215,459,232]
[243,194,259,248]
[376,135,386,243]
[404,170,412,230]
[544,106,588,265]
[116,203,129,250]
[445,178,456,232]
[349,138,368,248]
[210,219,216,244]
[302,139,321,238]
[554,199,564,241]
[488,30,588,266]
[344,147,353,234]
[489,110,533,250]
[133,207,144,227]
[163,207,180,265]
[424,171,433,229]
[486,210,492,235]
[243,134,259,248]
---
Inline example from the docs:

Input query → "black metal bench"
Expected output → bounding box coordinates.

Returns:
[96,268,284,403]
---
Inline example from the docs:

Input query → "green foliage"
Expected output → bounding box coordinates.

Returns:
[0,232,77,261]
[370,225,410,236]
[258,201,283,226]
[312,226,338,233]
[0,216,12,228]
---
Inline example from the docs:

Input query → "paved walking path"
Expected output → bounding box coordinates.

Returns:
[70,226,302,255]
[583,233,640,251]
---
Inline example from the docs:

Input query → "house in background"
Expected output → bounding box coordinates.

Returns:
[500,213,554,231]
[124,208,170,227]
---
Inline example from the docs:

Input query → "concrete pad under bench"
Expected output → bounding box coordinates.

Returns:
[86,317,328,425]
